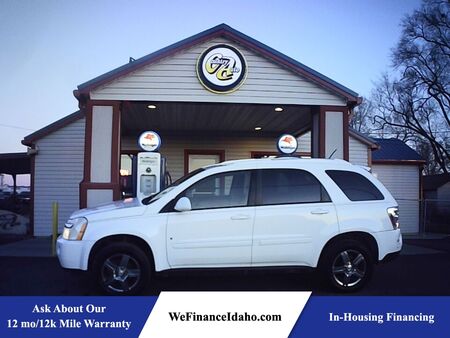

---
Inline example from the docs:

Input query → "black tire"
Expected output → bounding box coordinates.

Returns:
[319,239,373,292]
[92,242,151,295]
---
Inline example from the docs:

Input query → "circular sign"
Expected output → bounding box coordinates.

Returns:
[277,134,298,155]
[196,44,247,94]
[138,131,161,152]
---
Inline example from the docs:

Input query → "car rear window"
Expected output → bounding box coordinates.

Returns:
[259,169,331,205]
[326,170,384,201]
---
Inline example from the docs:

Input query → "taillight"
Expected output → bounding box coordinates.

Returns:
[387,207,399,229]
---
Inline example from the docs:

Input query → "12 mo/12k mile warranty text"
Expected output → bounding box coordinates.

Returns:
[4,304,133,331]
[7,318,132,330]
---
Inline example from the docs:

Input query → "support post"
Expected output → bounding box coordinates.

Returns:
[317,106,349,160]
[80,100,121,208]
[52,201,59,256]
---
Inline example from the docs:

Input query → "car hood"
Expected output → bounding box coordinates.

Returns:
[70,198,146,220]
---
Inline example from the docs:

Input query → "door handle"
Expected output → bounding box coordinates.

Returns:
[310,209,329,215]
[231,214,250,220]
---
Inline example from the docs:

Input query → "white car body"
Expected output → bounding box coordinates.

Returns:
[57,158,402,292]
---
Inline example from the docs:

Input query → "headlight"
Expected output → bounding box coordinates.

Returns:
[387,207,399,230]
[62,217,88,240]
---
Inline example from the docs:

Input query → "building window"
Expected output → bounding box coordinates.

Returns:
[184,150,225,174]
[120,154,136,198]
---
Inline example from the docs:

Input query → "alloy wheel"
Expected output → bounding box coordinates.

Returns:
[331,249,367,288]
[101,253,142,293]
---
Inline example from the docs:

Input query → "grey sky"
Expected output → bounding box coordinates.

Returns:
[0,0,421,153]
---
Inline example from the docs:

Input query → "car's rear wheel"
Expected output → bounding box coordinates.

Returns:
[320,240,373,292]
[93,242,151,295]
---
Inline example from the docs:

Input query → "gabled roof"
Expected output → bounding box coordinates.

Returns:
[372,138,425,163]
[22,111,85,146]
[76,24,360,104]
[423,173,450,191]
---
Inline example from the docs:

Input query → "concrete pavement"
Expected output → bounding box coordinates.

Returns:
[0,236,54,257]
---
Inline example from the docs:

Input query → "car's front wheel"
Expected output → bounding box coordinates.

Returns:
[320,240,373,292]
[93,243,151,295]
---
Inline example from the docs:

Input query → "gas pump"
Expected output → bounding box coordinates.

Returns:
[136,131,170,201]
[137,152,161,200]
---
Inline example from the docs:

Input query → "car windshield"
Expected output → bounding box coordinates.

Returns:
[141,168,205,205]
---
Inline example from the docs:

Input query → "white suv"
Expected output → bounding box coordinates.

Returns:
[57,158,402,294]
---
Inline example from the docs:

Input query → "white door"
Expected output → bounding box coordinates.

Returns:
[252,169,338,267]
[167,170,254,268]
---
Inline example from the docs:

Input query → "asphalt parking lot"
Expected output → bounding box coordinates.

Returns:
[0,236,449,296]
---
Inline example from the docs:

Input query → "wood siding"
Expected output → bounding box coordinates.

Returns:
[371,164,420,233]
[349,136,369,166]
[33,118,85,235]
[123,135,310,181]
[91,37,346,106]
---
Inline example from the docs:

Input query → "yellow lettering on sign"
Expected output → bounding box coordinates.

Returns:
[205,53,223,74]
[205,54,238,81]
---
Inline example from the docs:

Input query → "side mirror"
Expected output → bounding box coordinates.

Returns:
[174,197,192,212]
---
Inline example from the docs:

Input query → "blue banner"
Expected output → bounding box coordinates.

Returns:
[0,297,157,338]
[0,295,449,337]
[291,296,449,338]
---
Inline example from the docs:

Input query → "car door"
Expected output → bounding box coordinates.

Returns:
[252,169,338,267]
[166,170,255,268]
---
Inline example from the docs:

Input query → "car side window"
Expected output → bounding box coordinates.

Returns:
[182,171,251,210]
[326,170,384,201]
[259,169,330,205]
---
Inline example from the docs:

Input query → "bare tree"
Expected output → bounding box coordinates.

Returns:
[372,0,450,173]
[349,97,375,133]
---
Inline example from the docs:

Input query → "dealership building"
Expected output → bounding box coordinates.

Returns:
[21,24,424,236]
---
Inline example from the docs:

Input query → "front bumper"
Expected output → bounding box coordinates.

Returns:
[56,236,92,271]
[374,229,402,261]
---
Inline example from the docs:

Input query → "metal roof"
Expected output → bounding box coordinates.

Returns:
[77,24,360,103]
[372,138,425,162]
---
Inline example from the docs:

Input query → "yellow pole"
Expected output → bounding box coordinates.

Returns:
[52,202,59,256]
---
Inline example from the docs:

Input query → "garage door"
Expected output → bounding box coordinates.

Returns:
[371,164,420,233]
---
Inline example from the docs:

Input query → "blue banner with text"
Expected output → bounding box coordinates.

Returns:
[292,296,449,337]
[0,295,448,337]
[0,297,157,337]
